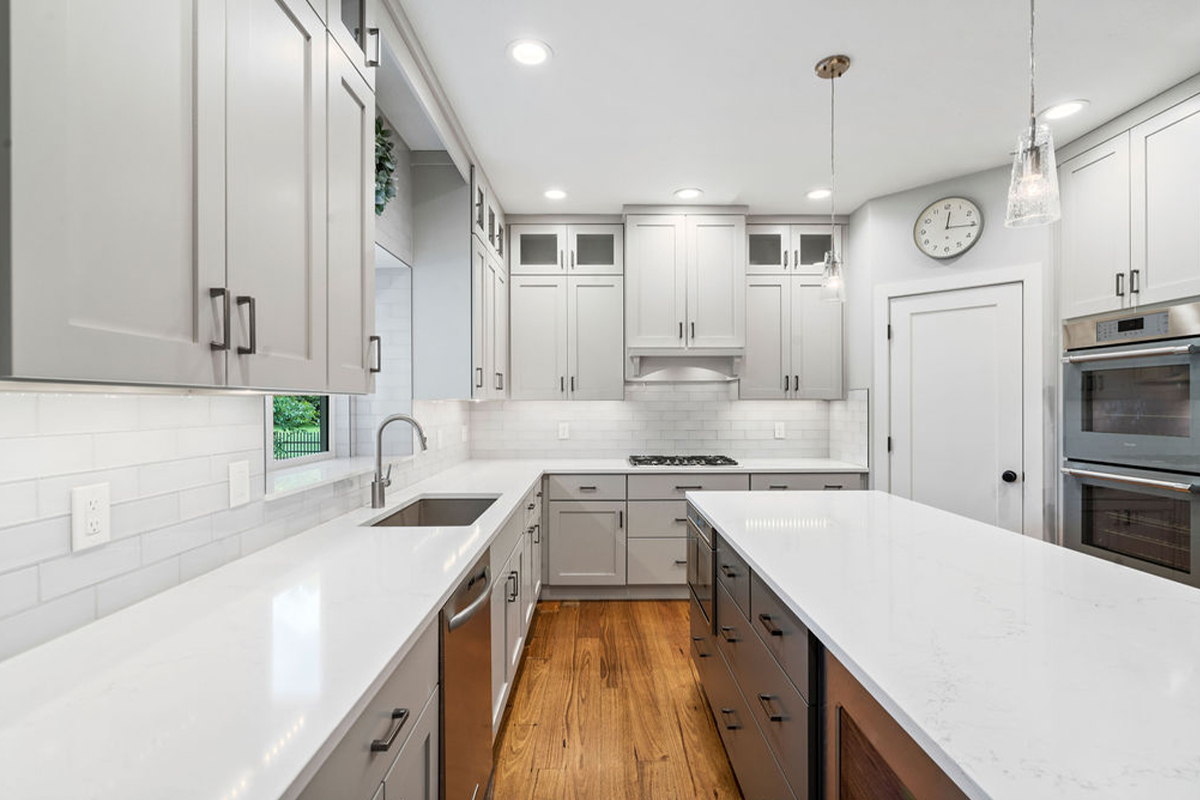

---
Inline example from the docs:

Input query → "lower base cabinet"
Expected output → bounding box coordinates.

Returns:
[491,486,544,735]
[381,687,439,800]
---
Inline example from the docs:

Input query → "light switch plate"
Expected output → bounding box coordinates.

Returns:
[228,460,250,508]
[558,422,570,440]
[774,422,786,439]
[71,482,111,552]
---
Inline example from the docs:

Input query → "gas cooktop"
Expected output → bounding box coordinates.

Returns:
[628,455,739,467]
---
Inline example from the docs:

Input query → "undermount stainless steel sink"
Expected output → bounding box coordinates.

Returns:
[370,496,497,528]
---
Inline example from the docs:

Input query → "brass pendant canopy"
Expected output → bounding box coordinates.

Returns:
[814,55,851,79]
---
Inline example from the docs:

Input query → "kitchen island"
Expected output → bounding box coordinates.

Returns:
[687,489,1200,800]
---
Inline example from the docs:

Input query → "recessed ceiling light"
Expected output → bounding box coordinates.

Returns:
[544,188,566,200]
[806,188,832,200]
[674,188,704,200]
[508,39,552,66]
[1040,99,1090,121]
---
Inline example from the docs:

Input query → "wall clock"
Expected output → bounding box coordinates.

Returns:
[913,196,983,259]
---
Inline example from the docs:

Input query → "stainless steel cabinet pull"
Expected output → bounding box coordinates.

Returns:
[1116,272,1125,297]
[783,249,789,268]
[559,249,564,267]
[1130,269,1140,295]
[691,635,711,658]
[720,624,739,643]
[369,335,382,373]
[570,250,576,269]
[210,288,230,351]
[366,27,381,67]
[475,367,484,388]
[236,296,256,355]
[757,693,786,723]
[1063,344,1196,363]
[1060,466,1198,494]
[758,613,784,637]
[370,708,410,752]
[495,372,504,390]
[448,566,490,631]
[719,708,742,730]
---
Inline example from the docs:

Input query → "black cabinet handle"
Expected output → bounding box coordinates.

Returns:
[570,376,575,392]
[758,613,784,637]
[533,523,540,544]
[674,517,688,523]
[561,376,565,392]
[507,570,518,602]
[673,559,688,566]
[1130,269,1140,295]
[578,485,598,492]
[823,484,844,490]
[784,374,789,391]
[210,288,231,351]
[236,295,256,355]
[678,321,683,339]
[757,693,786,723]
[720,624,739,643]
[1002,470,1019,483]
[719,707,742,730]
[675,485,703,491]
[369,335,382,373]
[691,635,711,658]
[1116,272,1125,297]
[618,510,624,529]
[370,708,410,752]
[476,367,484,389]
[768,484,788,490]
[720,564,737,579]
[690,321,695,339]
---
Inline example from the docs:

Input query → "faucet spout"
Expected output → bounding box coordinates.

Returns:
[372,414,428,509]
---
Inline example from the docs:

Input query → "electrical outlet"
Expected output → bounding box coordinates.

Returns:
[71,483,111,552]
[228,460,250,508]
[558,422,570,440]
[774,422,786,439]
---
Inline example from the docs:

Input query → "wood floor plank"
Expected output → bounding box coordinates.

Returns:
[492,600,743,800]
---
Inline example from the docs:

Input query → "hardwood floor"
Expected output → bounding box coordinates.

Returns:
[492,600,743,800]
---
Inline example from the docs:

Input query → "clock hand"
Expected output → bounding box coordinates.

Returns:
[946,221,979,229]
[945,211,951,230]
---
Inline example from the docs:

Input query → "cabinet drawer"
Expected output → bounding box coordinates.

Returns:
[751,572,816,703]
[382,687,439,800]
[716,534,751,618]
[690,593,717,688]
[627,500,689,538]
[628,472,748,500]
[715,579,752,677]
[522,487,542,528]
[750,472,865,491]
[627,538,688,584]
[298,622,438,800]
[490,514,528,578]
[547,473,626,501]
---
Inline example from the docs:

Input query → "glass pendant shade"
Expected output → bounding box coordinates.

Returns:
[1005,123,1061,227]
[820,251,846,302]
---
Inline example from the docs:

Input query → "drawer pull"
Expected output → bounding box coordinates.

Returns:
[757,693,786,723]
[768,484,789,490]
[691,634,712,658]
[578,485,598,492]
[757,613,785,637]
[675,485,703,491]
[533,523,541,544]
[673,559,688,566]
[720,625,740,643]
[370,708,411,752]
[527,502,536,510]
[720,564,738,579]
[674,517,689,523]
[719,707,742,730]
[823,484,844,490]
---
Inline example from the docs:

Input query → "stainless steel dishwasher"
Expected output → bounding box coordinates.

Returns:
[440,551,492,800]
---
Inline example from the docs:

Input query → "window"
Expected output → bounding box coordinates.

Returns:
[271,395,330,463]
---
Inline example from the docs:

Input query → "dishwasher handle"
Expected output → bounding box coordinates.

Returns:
[447,565,491,631]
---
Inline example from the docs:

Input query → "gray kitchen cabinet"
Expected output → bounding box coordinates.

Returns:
[750,473,866,491]
[489,555,509,731]
[471,167,505,262]
[509,276,568,399]
[746,224,843,276]
[511,224,624,276]
[548,501,628,585]
[326,0,379,88]
[687,215,746,349]
[627,538,688,585]
[522,521,537,629]
[567,276,624,400]
[742,276,843,400]
[492,527,535,736]
[472,238,509,399]
[504,541,525,679]
[381,687,439,800]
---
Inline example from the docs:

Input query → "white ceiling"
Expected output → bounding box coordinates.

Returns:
[398,0,1200,215]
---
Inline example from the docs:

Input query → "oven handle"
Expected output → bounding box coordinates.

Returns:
[1062,343,1197,364]
[1060,467,1199,495]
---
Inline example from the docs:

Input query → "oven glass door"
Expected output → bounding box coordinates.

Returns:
[1063,339,1200,471]
[1063,463,1200,587]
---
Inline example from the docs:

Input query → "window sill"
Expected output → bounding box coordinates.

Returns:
[265,454,415,502]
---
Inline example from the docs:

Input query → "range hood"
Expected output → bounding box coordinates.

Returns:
[626,348,743,383]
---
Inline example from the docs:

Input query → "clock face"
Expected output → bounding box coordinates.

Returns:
[913,197,983,259]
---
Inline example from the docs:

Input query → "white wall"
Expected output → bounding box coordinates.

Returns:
[374,114,414,267]
[352,258,415,457]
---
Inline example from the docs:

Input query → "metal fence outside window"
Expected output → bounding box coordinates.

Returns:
[273,429,325,460]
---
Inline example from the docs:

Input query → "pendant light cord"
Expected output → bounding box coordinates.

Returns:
[829,69,836,242]
[1028,0,1037,138]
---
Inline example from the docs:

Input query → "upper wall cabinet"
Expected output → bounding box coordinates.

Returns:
[510,224,624,276]
[742,276,843,400]
[471,167,506,263]
[472,238,509,399]
[625,214,745,351]
[1130,94,1200,306]
[326,0,380,88]
[1,0,377,393]
[747,224,843,276]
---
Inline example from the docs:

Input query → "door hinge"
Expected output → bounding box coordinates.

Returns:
[887,436,893,453]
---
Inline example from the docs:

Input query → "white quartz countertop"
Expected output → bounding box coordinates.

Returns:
[0,456,863,800]
[513,456,867,474]
[688,490,1200,800]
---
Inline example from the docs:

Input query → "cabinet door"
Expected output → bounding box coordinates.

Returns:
[567,277,625,400]
[511,224,567,275]
[327,0,377,88]
[791,224,840,276]
[509,277,568,399]
[382,688,439,800]
[505,546,524,676]
[471,237,491,399]
[226,0,328,390]
[1060,133,1131,319]
[492,262,509,398]
[1131,96,1200,306]
[567,224,624,275]
[532,520,544,599]
[548,501,627,585]
[792,278,844,399]
[741,277,791,399]
[326,36,376,394]
[625,215,688,349]
[746,225,790,274]
[490,563,508,728]
[8,0,225,386]
[687,215,746,348]
[522,526,536,629]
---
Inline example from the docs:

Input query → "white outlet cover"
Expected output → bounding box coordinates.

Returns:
[228,460,251,508]
[558,422,570,440]
[774,422,786,439]
[71,482,111,552]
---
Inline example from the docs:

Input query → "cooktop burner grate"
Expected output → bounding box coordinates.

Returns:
[628,455,739,467]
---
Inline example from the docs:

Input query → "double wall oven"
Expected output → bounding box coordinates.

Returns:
[1062,301,1200,587]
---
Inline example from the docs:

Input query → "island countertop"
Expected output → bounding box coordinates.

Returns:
[686,489,1200,800]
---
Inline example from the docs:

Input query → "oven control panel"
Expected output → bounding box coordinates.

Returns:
[1095,310,1171,343]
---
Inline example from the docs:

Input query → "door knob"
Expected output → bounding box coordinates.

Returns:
[1002,470,1019,483]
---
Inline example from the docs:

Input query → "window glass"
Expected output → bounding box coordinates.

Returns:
[272,395,330,461]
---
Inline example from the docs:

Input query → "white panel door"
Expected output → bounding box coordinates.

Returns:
[791,278,844,399]
[1059,134,1131,319]
[567,224,624,275]
[509,277,568,399]
[687,215,745,348]
[1131,96,1200,306]
[889,283,1024,533]
[746,225,790,275]
[471,237,490,398]
[326,36,376,393]
[625,215,687,349]
[492,262,509,398]
[226,0,328,390]
[510,224,566,275]
[548,502,627,585]
[567,277,625,400]
[791,225,841,276]
[741,277,790,399]
[9,0,226,386]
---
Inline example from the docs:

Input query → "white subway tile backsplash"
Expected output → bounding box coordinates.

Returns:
[110,494,181,540]
[0,588,96,662]
[0,435,93,483]
[96,558,180,617]
[0,392,38,438]
[179,536,240,582]
[138,457,213,497]
[39,538,141,601]
[0,567,38,618]
[36,394,140,435]
[94,430,177,470]
[178,483,228,521]
[35,467,140,518]
[0,517,71,573]
[141,517,213,565]
[137,395,212,430]
[0,481,39,530]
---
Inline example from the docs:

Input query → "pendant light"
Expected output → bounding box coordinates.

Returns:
[1005,0,1060,227]
[816,55,849,302]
